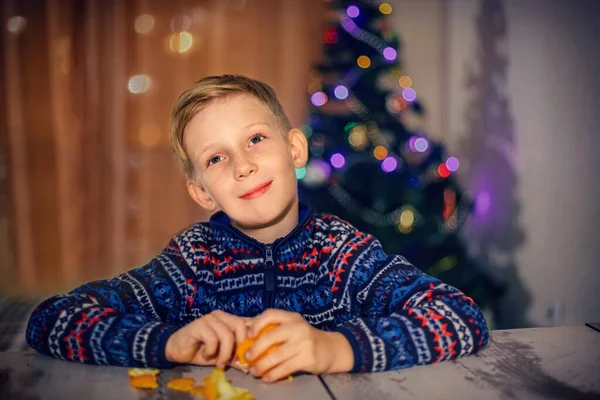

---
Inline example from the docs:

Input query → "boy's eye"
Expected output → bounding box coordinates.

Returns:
[249,134,265,146]
[207,155,223,166]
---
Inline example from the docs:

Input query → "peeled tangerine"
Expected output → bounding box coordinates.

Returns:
[235,324,280,372]
[202,368,254,400]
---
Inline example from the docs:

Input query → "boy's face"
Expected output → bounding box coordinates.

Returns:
[184,93,307,230]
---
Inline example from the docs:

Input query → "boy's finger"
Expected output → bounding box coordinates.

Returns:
[250,342,297,378]
[197,324,219,360]
[262,357,303,383]
[213,312,249,345]
[248,309,291,337]
[205,315,236,368]
[247,325,290,362]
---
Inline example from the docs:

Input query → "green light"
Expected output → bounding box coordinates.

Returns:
[300,124,313,138]
[295,167,307,179]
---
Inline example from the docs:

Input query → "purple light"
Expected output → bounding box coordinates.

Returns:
[311,91,328,107]
[330,153,346,169]
[446,157,460,171]
[383,47,397,61]
[334,85,349,100]
[408,136,418,152]
[347,5,360,18]
[414,137,429,152]
[402,88,417,102]
[475,191,491,216]
[315,160,332,178]
[381,156,397,173]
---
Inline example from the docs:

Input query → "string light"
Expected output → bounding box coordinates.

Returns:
[169,32,193,53]
[334,85,349,100]
[135,15,155,34]
[357,55,371,69]
[402,88,417,102]
[414,137,429,152]
[330,153,346,169]
[128,75,151,94]
[322,27,338,44]
[438,163,451,178]
[348,125,368,150]
[6,16,26,34]
[295,167,307,180]
[373,146,388,160]
[311,91,328,107]
[446,157,460,171]
[399,76,412,88]
[300,124,313,139]
[379,3,392,15]
[383,47,397,61]
[346,5,360,18]
[381,156,397,173]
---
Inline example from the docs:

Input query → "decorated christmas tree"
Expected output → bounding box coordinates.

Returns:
[298,0,504,325]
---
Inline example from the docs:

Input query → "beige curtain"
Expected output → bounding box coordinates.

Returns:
[1,0,326,295]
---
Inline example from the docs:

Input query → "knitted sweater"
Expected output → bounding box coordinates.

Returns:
[26,203,489,372]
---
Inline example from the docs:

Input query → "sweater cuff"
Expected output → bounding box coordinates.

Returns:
[335,321,371,373]
[139,322,179,369]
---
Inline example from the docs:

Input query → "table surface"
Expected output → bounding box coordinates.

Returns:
[1,325,599,399]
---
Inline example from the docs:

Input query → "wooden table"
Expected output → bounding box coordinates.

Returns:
[322,325,600,400]
[1,325,599,399]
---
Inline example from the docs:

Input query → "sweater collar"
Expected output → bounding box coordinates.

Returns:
[208,201,314,259]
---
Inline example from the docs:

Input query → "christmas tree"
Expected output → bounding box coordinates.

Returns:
[298,0,504,325]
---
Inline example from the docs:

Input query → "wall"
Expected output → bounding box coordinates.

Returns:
[389,0,600,327]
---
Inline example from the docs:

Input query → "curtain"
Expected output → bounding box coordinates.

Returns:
[0,0,326,294]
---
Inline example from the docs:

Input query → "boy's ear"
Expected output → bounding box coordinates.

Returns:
[287,128,309,169]
[187,179,218,212]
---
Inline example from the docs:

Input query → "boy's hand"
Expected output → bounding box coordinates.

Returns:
[165,310,250,369]
[246,309,354,382]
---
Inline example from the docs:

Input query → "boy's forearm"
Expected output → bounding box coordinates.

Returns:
[323,331,354,374]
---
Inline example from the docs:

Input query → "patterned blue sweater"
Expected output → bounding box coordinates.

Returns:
[26,203,489,372]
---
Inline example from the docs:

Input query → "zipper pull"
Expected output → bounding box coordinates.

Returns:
[264,246,275,292]
[265,246,274,266]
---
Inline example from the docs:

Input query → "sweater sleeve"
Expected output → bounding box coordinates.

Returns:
[331,231,489,373]
[25,238,197,368]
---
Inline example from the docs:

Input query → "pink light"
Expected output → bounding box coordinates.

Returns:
[381,156,397,173]
[408,136,418,152]
[402,88,417,102]
[446,157,459,171]
[315,160,332,178]
[383,47,397,61]
[311,91,328,107]
[347,5,360,18]
[330,153,346,168]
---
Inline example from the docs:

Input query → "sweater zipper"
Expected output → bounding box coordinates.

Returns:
[264,245,276,309]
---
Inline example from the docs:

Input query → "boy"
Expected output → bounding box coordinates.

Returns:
[26,75,488,383]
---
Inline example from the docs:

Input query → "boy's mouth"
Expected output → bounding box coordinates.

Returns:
[239,180,273,200]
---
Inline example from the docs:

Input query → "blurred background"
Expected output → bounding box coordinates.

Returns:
[1,0,599,345]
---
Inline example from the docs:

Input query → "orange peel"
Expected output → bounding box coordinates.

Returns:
[128,368,160,377]
[129,374,158,389]
[235,323,280,371]
[167,377,196,392]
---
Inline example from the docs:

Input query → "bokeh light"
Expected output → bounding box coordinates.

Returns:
[357,55,371,69]
[139,124,161,147]
[446,157,460,171]
[402,88,417,102]
[399,208,415,229]
[373,146,388,160]
[128,75,151,94]
[170,14,192,32]
[379,3,392,14]
[414,137,429,152]
[475,190,491,215]
[347,5,360,18]
[399,75,412,88]
[6,16,26,35]
[334,85,349,100]
[438,163,451,178]
[383,47,397,61]
[295,167,307,180]
[169,32,193,53]
[135,14,155,34]
[381,156,397,173]
[330,153,346,169]
[311,91,328,107]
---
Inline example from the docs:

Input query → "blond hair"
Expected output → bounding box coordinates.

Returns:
[169,74,292,178]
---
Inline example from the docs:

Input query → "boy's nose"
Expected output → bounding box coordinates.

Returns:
[234,156,257,180]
